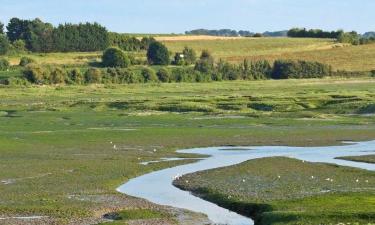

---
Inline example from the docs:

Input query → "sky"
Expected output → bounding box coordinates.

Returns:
[0,0,374,34]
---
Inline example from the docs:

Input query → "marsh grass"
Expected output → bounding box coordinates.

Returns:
[174,157,375,225]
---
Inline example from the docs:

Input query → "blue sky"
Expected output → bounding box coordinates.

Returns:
[0,0,374,33]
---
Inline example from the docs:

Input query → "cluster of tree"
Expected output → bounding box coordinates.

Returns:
[10,55,332,86]
[287,28,375,45]
[3,18,109,53]
[186,29,290,37]
[271,60,332,79]
[108,33,155,51]
[287,28,343,39]
[263,30,288,37]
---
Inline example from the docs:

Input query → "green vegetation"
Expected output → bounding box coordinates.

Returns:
[174,157,375,225]
[1,79,375,223]
[337,155,375,164]
[102,47,132,68]
[147,41,170,65]
[98,209,171,225]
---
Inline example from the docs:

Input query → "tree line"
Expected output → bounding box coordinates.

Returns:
[287,28,375,45]
[185,29,288,37]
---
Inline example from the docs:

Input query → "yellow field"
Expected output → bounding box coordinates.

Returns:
[4,36,375,71]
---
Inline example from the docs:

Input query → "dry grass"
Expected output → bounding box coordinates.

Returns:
[155,35,247,41]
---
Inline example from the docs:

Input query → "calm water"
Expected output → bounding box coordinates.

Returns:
[117,141,375,225]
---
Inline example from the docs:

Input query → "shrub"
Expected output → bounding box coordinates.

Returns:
[0,58,10,71]
[272,60,331,79]
[216,59,239,80]
[50,67,67,84]
[141,67,158,83]
[182,47,197,65]
[12,40,26,52]
[157,68,171,82]
[147,41,170,65]
[4,77,29,86]
[371,70,375,77]
[117,68,142,84]
[195,50,214,73]
[85,68,102,83]
[68,68,84,84]
[171,67,196,82]
[102,47,131,68]
[23,64,49,84]
[19,57,35,66]
[241,60,272,80]
[0,35,10,55]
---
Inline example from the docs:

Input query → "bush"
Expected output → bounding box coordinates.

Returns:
[147,42,170,65]
[182,47,197,65]
[68,68,84,84]
[12,40,26,52]
[157,68,171,82]
[4,77,29,86]
[23,64,49,84]
[141,67,158,83]
[102,47,131,68]
[195,50,214,73]
[371,70,375,77]
[0,58,10,71]
[117,68,142,84]
[241,60,272,80]
[19,57,35,66]
[272,60,331,79]
[50,67,67,84]
[0,35,10,55]
[216,60,239,80]
[85,68,102,83]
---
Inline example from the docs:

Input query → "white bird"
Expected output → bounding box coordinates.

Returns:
[325,178,331,181]
[113,145,117,150]
[311,176,315,179]
[356,179,359,183]
[277,176,281,179]
[153,149,157,152]
[242,179,246,183]
[365,180,369,183]
[110,141,113,144]
[185,180,189,183]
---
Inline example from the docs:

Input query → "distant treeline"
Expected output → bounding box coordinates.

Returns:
[0,18,157,54]
[185,29,287,37]
[287,28,375,45]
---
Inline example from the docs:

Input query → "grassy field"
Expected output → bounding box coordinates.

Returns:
[174,157,375,225]
[0,78,375,224]
[338,155,375,164]
[3,37,375,72]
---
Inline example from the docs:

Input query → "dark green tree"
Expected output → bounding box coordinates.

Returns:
[147,41,170,65]
[102,47,131,68]
[0,35,10,55]
[0,22,4,34]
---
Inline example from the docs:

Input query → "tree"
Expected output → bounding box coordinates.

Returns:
[12,40,26,52]
[140,37,156,50]
[0,22,4,34]
[0,35,10,55]
[147,41,170,65]
[182,47,196,65]
[102,47,131,68]
[194,50,214,73]
[6,18,29,42]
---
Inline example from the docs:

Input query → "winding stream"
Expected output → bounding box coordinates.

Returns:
[117,141,375,225]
